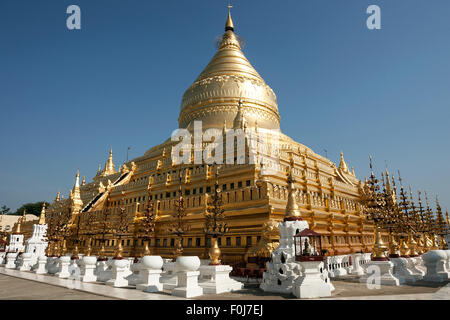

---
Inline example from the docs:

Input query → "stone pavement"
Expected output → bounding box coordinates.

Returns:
[0,267,449,300]
[0,274,114,300]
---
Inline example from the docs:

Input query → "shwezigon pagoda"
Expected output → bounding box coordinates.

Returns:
[13,9,448,268]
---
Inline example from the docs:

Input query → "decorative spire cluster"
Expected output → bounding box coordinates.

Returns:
[361,156,449,253]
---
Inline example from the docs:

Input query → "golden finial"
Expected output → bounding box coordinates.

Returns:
[38,202,46,225]
[81,176,86,186]
[55,191,61,202]
[225,4,234,31]
[22,209,26,220]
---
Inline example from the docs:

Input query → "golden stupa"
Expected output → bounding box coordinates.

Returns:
[18,9,378,262]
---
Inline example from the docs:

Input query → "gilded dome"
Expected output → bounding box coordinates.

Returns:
[179,11,280,131]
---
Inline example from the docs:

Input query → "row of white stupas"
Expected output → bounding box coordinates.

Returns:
[1,207,450,299]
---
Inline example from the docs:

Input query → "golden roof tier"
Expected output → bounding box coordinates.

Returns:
[179,9,280,131]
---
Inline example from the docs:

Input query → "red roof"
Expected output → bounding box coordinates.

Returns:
[295,228,321,237]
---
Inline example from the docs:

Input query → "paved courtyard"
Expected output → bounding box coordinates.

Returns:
[0,269,448,300]
[0,274,114,300]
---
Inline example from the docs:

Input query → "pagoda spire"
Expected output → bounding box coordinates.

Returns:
[103,148,116,175]
[71,169,83,213]
[73,169,80,195]
[55,191,60,202]
[81,176,86,186]
[385,169,392,193]
[424,190,435,233]
[339,151,349,173]
[38,202,46,225]
[435,196,446,235]
[446,210,449,226]
[225,4,234,31]
[417,190,426,230]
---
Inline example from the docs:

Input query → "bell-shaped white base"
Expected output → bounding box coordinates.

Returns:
[199,265,244,294]
[5,253,19,269]
[18,253,33,271]
[172,256,203,298]
[106,259,130,287]
[422,250,450,282]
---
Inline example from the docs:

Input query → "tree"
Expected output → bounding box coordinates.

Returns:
[0,205,10,215]
[14,202,48,217]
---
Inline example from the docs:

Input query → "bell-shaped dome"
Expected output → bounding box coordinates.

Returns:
[179,10,280,131]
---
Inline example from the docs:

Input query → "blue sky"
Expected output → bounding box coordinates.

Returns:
[0,0,449,213]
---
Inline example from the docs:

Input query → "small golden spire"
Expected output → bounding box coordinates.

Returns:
[284,162,302,221]
[22,209,26,221]
[104,148,116,175]
[81,176,86,186]
[55,191,61,202]
[38,203,46,225]
[225,4,234,31]
[14,215,23,234]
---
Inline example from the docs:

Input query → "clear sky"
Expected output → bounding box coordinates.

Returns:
[0,0,449,213]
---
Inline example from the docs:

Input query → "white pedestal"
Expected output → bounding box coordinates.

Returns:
[391,258,420,283]
[56,256,71,278]
[47,257,59,275]
[5,253,18,269]
[126,261,143,286]
[423,250,450,282]
[106,259,130,287]
[199,265,244,294]
[96,260,112,282]
[292,260,331,299]
[349,254,365,276]
[172,256,203,298]
[407,257,425,278]
[68,258,82,280]
[173,271,203,298]
[359,260,400,286]
[19,253,33,271]
[136,256,164,292]
[35,256,48,274]
[82,256,98,282]
[136,269,163,292]
[445,250,450,271]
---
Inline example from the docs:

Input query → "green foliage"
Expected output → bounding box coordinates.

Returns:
[0,205,10,215]
[13,201,48,217]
